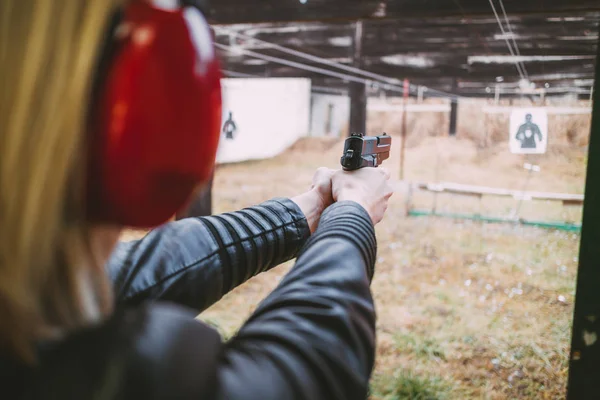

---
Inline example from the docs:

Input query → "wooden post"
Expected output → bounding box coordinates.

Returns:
[405,183,413,217]
[399,79,410,181]
[449,79,458,136]
[481,99,490,149]
[540,89,546,105]
[567,33,600,398]
[349,21,366,136]
[449,99,458,136]
[483,107,489,148]
[495,84,501,105]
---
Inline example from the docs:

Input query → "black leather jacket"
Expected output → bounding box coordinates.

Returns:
[3,199,377,400]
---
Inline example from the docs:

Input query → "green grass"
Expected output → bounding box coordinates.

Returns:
[394,333,447,361]
[371,371,454,400]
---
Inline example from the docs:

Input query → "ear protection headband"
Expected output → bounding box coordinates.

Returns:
[87,0,222,228]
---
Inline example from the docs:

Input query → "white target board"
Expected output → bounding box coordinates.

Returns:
[215,78,311,164]
[509,108,548,154]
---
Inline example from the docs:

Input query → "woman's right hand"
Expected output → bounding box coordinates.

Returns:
[331,167,394,225]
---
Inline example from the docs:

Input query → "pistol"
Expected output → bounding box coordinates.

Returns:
[340,133,392,171]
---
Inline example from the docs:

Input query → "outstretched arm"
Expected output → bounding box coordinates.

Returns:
[107,169,334,313]
[115,168,392,400]
[209,201,377,400]
[108,196,314,313]
[207,168,392,400]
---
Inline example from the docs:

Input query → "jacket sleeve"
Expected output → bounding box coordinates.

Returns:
[106,198,311,313]
[209,201,377,400]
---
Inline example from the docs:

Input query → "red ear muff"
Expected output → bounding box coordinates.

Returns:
[87,2,222,228]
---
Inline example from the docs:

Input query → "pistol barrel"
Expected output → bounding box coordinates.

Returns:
[341,133,392,171]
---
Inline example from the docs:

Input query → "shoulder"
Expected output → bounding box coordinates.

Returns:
[31,303,223,400]
[129,302,223,370]
[121,303,224,399]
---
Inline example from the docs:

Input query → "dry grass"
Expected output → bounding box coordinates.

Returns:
[122,128,588,398]
[365,97,592,151]
[368,99,450,148]
[456,98,592,150]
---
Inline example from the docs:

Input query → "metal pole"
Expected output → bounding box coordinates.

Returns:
[541,89,546,105]
[349,21,366,136]
[483,102,490,148]
[449,79,458,136]
[399,79,409,181]
[511,162,540,220]
[495,84,501,105]
[432,148,441,213]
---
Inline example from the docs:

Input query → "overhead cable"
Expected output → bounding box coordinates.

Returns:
[213,26,458,99]
[218,44,590,100]
[497,0,529,79]
[487,0,526,80]
[216,43,404,92]
[215,42,480,103]
[218,36,587,99]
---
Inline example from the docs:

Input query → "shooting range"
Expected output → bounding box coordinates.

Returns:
[129,1,600,398]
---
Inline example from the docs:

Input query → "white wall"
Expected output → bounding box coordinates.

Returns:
[310,94,452,138]
[216,78,311,164]
[310,94,349,137]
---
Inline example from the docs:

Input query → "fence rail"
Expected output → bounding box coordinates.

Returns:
[404,181,583,231]
[411,181,584,206]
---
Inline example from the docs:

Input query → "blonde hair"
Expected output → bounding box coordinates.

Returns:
[0,0,121,363]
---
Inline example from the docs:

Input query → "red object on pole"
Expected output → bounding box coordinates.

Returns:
[399,79,409,181]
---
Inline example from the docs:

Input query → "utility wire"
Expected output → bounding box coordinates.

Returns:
[213,26,459,100]
[487,0,526,81]
[215,27,405,87]
[218,28,588,99]
[218,44,590,99]
[497,0,529,79]
[216,42,466,100]
[216,42,407,93]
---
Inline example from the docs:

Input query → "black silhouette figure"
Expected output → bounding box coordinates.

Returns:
[515,113,543,149]
[222,111,237,140]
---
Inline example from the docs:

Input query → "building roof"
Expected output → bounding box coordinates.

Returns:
[209,1,599,98]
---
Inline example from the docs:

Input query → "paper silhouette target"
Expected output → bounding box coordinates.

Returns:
[509,109,548,154]
[222,111,238,140]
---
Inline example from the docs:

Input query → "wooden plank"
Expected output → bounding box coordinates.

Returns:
[412,181,585,202]
[368,103,451,112]
[483,106,593,115]
[214,8,599,97]
[564,199,586,206]
[226,58,595,84]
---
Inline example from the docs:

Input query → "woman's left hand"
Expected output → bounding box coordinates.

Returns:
[291,167,337,234]
[310,167,336,211]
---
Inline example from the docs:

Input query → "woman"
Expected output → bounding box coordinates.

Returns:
[0,1,393,399]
